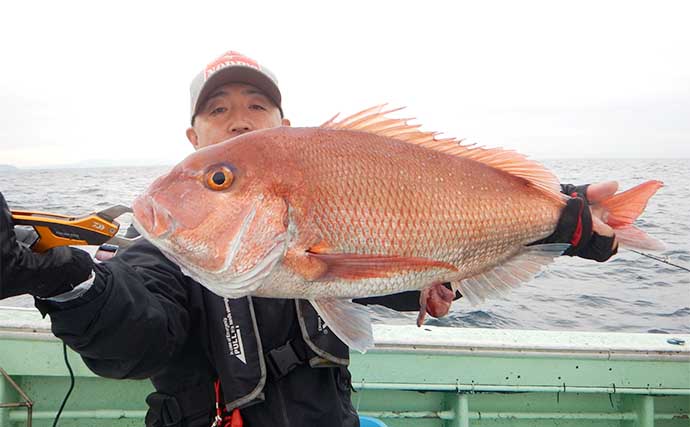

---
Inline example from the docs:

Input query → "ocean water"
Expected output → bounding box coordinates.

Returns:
[1,159,688,334]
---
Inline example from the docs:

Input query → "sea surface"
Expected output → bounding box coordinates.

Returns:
[1,159,688,334]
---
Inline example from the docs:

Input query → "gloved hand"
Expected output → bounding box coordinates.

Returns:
[538,181,619,262]
[0,192,94,300]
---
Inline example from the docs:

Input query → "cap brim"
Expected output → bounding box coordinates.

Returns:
[193,66,282,120]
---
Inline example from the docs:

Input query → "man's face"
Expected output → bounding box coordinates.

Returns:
[186,83,289,150]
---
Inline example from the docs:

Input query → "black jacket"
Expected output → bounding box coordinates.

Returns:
[36,240,424,427]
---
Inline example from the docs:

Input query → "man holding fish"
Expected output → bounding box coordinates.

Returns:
[2,51,652,427]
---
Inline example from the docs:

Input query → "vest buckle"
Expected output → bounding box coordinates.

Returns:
[265,339,306,380]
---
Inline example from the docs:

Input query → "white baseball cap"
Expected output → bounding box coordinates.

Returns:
[189,51,283,124]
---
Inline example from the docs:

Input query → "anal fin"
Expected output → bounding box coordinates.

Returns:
[459,243,569,305]
[310,298,374,353]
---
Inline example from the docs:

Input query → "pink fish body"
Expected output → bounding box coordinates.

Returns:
[133,107,663,351]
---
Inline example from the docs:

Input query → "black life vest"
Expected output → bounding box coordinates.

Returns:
[206,295,349,411]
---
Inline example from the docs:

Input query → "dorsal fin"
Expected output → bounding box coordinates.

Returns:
[321,105,564,202]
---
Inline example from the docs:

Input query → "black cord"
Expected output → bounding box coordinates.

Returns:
[629,249,690,273]
[52,342,75,427]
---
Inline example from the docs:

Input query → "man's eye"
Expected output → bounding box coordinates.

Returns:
[210,107,227,115]
[249,104,266,111]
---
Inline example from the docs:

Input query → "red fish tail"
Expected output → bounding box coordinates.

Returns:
[598,180,664,250]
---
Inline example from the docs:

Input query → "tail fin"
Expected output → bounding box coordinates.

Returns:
[597,180,664,251]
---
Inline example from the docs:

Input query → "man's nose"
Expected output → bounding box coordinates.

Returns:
[229,123,252,135]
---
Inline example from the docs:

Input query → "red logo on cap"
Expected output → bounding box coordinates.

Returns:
[204,51,260,80]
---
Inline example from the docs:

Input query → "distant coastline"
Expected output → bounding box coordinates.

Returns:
[16,159,175,170]
[0,164,18,171]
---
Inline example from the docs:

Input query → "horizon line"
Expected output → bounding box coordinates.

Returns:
[3,156,689,170]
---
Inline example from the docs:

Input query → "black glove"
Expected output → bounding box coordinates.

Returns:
[0,192,94,299]
[532,184,618,262]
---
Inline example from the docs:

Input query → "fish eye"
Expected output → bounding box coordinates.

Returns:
[205,165,234,191]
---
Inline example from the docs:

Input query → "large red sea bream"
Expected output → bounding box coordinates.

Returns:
[133,106,663,351]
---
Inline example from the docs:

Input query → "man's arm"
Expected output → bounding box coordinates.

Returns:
[37,241,193,380]
[1,192,192,380]
[355,291,423,311]
[355,284,460,312]
[536,181,619,261]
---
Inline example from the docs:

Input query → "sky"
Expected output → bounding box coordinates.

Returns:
[1,1,689,168]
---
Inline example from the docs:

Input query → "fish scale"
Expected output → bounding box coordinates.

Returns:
[291,132,559,279]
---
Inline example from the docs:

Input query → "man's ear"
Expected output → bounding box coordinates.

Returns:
[282,118,291,127]
[186,127,200,149]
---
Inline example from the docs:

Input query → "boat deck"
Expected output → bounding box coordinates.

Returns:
[1,306,688,426]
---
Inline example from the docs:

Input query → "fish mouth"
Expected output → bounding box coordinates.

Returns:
[132,195,176,239]
[138,195,286,299]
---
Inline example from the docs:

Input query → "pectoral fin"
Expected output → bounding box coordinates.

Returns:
[305,251,458,281]
[284,244,458,282]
